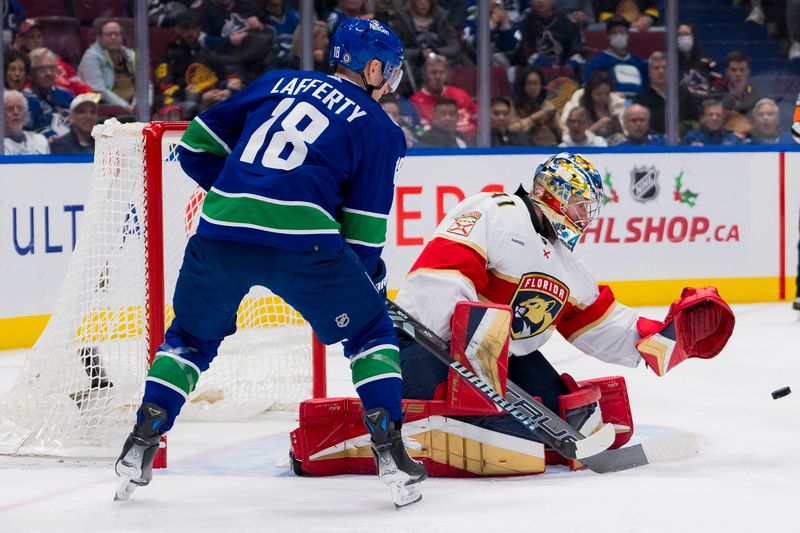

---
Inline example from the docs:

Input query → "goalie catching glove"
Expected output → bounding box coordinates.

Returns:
[636,286,735,376]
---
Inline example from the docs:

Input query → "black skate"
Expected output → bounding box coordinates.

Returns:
[114,403,167,501]
[362,407,427,508]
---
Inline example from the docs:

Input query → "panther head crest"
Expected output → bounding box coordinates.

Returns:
[513,296,556,337]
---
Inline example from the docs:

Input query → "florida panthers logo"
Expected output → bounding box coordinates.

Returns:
[510,274,569,339]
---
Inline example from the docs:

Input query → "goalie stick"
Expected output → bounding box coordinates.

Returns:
[387,300,696,473]
[387,300,614,462]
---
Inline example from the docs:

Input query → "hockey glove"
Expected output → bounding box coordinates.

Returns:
[371,258,388,298]
[636,286,735,376]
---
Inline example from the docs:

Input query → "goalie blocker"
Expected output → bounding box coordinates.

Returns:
[290,302,634,477]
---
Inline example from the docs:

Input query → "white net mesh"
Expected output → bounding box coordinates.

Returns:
[0,120,316,457]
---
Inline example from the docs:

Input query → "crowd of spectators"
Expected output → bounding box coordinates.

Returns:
[2,0,800,155]
[744,0,800,60]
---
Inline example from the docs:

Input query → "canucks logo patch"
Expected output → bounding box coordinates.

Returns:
[446,211,482,237]
[510,273,569,339]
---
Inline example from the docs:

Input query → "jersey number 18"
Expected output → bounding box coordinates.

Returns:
[240,97,330,171]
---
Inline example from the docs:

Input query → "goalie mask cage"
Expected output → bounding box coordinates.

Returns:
[0,121,326,458]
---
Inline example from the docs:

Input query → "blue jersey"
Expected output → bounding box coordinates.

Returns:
[264,7,300,58]
[178,70,406,276]
[582,50,648,95]
[23,86,75,137]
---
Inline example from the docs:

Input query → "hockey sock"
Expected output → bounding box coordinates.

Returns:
[350,344,403,421]
[142,343,207,432]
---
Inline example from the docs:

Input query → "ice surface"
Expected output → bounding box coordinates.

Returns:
[1,303,798,533]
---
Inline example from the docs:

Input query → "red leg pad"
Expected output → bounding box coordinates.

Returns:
[447,302,511,415]
[578,376,633,450]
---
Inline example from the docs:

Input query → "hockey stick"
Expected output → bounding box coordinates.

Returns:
[387,300,614,462]
[388,300,697,473]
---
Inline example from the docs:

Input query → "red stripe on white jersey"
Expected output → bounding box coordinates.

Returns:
[479,271,519,305]
[557,284,617,340]
[408,237,489,292]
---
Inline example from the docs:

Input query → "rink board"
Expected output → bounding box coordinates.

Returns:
[1,148,798,349]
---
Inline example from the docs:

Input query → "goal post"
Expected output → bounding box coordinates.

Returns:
[0,120,326,458]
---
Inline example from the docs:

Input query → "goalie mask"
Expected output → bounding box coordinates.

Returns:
[530,152,603,251]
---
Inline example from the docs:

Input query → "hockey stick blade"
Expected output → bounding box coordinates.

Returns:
[579,430,699,473]
[387,300,614,462]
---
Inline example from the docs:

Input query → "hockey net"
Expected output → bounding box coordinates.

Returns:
[0,120,326,458]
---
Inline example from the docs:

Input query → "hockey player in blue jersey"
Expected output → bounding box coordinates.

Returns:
[114,18,427,507]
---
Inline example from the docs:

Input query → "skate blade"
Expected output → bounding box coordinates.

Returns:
[114,475,137,501]
[392,480,423,509]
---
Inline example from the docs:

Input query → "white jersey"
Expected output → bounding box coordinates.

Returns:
[4,132,50,155]
[395,189,642,368]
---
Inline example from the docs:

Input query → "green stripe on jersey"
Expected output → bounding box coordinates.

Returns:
[147,354,200,397]
[181,119,229,157]
[340,209,387,246]
[350,347,402,388]
[202,188,342,234]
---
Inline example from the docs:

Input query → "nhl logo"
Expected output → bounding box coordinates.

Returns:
[630,166,659,203]
[343,53,351,64]
[335,313,350,328]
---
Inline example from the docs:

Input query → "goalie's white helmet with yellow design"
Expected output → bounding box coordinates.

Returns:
[530,152,603,251]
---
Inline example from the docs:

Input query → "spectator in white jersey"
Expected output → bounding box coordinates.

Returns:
[4,90,50,155]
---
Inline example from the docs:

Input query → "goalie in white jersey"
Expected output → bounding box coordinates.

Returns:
[394,153,735,446]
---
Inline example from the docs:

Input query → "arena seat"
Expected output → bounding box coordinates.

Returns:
[583,30,608,58]
[449,66,511,98]
[539,64,577,83]
[149,27,177,64]
[96,104,131,121]
[30,16,82,66]
[72,0,126,22]
[17,0,67,18]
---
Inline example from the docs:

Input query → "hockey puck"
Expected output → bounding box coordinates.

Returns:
[771,387,791,400]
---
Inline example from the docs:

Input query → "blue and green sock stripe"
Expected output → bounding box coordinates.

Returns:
[179,117,231,156]
[350,344,402,389]
[340,207,388,247]
[145,351,202,399]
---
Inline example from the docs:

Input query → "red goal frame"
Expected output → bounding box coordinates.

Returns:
[141,122,327,397]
